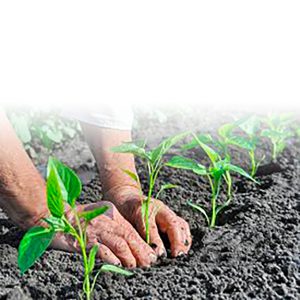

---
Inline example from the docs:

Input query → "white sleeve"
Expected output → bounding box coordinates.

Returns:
[63,103,134,130]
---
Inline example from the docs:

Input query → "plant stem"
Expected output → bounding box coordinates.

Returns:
[225,171,232,199]
[249,150,256,177]
[272,142,277,161]
[74,213,91,300]
[145,175,154,244]
[62,216,91,299]
[209,178,220,228]
[210,194,217,228]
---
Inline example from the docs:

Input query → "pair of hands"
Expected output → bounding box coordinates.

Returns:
[51,188,192,268]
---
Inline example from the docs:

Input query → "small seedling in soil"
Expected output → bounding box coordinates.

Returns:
[167,134,257,228]
[261,114,294,161]
[226,116,264,177]
[182,123,236,161]
[18,158,132,300]
[111,133,187,244]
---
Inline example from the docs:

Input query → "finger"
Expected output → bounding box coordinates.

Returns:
[133,208,166,258]
[50,232,80,252]
[137,218,166,258]
[96,243,122,266]
[114,209,158,266]
[156,206,191,257]
[100,233,137,268]
[120,225,157,267]
[180,219,192,252]
[148,221,167,257]
[168,219,192,257]
[51,232,80,252]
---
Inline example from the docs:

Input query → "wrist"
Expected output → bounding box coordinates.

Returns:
[3,197,49,230]
[0,178,49,230]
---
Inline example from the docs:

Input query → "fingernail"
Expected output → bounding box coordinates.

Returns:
[150,253,157,263]
[158,248,167,258]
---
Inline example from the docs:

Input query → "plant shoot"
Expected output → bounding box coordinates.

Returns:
[167,134,257,228]
[18,158,132,300]
[111,133,187,244]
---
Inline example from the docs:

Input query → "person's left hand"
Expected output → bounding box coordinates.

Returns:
[106,186,192,258]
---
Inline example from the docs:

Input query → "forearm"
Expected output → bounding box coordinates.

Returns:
[81,124,141,212]
[0,110,48,229]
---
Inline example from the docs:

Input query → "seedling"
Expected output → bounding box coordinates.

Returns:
[182,123,236,161]
[18,158,132,300]
[261,114,294,161]
[8,110,81,158]
[111,133,187,244]
[167,134,257,228]
[226,116,264,177]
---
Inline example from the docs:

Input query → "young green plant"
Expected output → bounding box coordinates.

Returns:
[111,133,187,244]
[182,123,236,161]
[18,158,132,300]
[167,134,257,228]
[261,114,294,161]
[227,116,264,177]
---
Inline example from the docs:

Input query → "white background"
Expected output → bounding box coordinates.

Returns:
[0,1,299,111]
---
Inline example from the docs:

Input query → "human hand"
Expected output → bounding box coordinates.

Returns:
[50,201,157,268]
[106,187,192,257]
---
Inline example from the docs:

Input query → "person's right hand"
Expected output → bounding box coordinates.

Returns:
[50,201,157,268]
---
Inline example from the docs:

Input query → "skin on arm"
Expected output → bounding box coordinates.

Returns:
[0,109,48,230]
[0,110,156,267]
[81,123,192,257]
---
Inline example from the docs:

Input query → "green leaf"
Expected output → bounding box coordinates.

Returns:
[265,113,294,130]
[277,141,286,154]
[43,216,66,232]
[261,129,280,140]
[47,157,82,208]
[218,123,235,139]
[111,142,149,160]
[209,165,226,181]
[225,163,258,183]
[99,264,134,276]
[122,169,139,183]
[192,135,220,164]
[236,115,260,137]
[88,244,99,273]
[227,135,253,151]
[156,183,178,199]
[63,126,76,138]
[181,134,213,150]
[47,168,65,218]
[46,128,63,143]
[10,114,32,144]
[18,226,55,274]
[79,205,109,222]
[261,128,292,143]
[166,156,207,175]
[150,132,189,165]
[187,201,210,226]
[215,198,231,216]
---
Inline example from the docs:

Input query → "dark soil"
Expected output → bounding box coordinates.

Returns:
[0,108,299,300]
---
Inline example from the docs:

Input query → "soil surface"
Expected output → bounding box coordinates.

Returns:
[0,107,299,300]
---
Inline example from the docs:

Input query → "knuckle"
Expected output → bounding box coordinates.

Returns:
[113,239,128,253]
[123,229,137,242]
